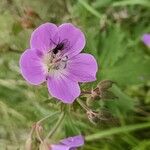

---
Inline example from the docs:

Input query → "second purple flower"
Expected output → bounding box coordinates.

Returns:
[142,34,150,47]
[20,23,98,103]
[50,135,84,150]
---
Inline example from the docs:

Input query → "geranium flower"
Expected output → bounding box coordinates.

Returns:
[19,23,98,103]
[50,135,84,150]
[142,34,150,47]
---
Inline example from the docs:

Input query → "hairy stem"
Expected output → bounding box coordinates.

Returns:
[45,112,65,139]
[77,98,90,112]
[81,91,91,96]
[35,124,43,143]
[37,112,59,124]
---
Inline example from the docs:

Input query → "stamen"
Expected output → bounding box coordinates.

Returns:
[43,51,68,74]
[42,39,70,74]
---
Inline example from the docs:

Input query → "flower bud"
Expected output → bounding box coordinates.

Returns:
[91,80,117,100]
[101,90,118,99]
[97,80,115,91]
[91,87,100,99]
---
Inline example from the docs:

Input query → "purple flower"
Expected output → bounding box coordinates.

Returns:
[50,135,84,150]
[19,23,98,103]
[142,34,150,47]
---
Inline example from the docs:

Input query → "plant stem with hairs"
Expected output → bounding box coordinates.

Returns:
[45,112,65,140]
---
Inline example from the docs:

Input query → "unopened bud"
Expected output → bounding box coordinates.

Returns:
[97,80,115,91]
[86,88,100,106]
[90,80,117,100]
[101,90,118,99]
[91,87,100,99]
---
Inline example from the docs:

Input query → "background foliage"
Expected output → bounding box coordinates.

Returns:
[0,0,150,149]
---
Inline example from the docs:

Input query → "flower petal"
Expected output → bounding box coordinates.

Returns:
[19,49,46,85]
[30,23,58,51]
[60,135,84,148]
[51,145,70,150]
[142,34,150,47]
[57,23,85,58]
[68,53,98,82]
[47,73,80,103]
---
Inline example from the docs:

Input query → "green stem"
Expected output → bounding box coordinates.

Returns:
[37,112,59,124]
[28,112,59,143]
[35,124,43,143]
[77,98,90,112]
[45,112,65,139]
[81,91,91,95]
[85,122,150,141]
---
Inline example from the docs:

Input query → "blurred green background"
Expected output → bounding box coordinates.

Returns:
[0,0,150,149]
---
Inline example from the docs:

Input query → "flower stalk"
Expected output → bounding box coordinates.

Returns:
[77,98,91,112]
[37,112,60,125]
[45,112,65,140]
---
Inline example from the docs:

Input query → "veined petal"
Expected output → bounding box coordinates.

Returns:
[68,53,98,82]
[60,135,84,148]
[19,49,46,85]
[47,73,80,103]
[57,23,85,58]
[30,23,58,52]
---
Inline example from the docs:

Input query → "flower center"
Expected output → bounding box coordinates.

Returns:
[43,44,68,74]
